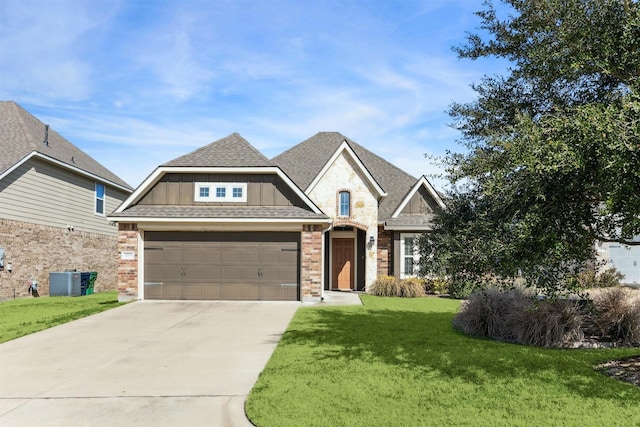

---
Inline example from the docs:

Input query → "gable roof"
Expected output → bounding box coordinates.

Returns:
[306,139,386,198]
[392,175,446,216]
[163,133,271,167]
[0,101,132,191]
[113,133,327,222]
[272,132,432,221]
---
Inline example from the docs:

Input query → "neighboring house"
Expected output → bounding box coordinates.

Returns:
[0,101,133,299]
[597,237,640,287]
[110,132,444,302]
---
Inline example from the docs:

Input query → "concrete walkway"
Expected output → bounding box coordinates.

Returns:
[316,290,363,306]
[0,301,299,427]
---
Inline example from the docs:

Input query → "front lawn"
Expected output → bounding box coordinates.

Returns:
[0,291,126,343]
[246,295,640,426]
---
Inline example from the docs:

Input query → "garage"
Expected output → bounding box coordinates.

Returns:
[143,231,300,301]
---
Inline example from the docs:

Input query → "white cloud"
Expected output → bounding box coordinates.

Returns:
[1,0,509,189]
[0,0,121,100]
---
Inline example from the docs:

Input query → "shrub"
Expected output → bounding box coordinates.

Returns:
[448,278,481,299]
[454,288,585,347]
[507,299,584,348]
[587,287,640,345]
[399,277,427,298]
[368,276,426,298]
[369,276,400,297]
[574,268,625,289]
[453,287,533,339]
[423,277,450,295]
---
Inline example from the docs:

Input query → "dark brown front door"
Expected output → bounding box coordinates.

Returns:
[332,238,354,290]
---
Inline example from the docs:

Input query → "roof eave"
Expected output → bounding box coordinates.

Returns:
[390,176,445,218]
[0,151,133,193]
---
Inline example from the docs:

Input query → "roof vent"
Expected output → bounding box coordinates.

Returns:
[43,124,49,146]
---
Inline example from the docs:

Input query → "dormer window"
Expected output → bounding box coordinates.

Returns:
[195,182,247,202]
[339,191,350,217]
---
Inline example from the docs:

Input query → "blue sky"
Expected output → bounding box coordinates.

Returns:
[1,0,508,188]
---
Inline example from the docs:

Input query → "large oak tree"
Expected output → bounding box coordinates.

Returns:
[419,0,640,296]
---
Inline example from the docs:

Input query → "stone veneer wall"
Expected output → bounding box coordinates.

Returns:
[0,218,118,300]
[301,224,323,302]
[377,227,393,277]
[308,152,380,288]
[117,223,139,302]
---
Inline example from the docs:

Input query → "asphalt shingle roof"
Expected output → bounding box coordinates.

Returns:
[271,132,420,220]
[111,205,328,220]
[163,133,271,167]
[384,214,437,229]
[0,101,133,190]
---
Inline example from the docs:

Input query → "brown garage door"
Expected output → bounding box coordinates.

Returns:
[143,231,300,301]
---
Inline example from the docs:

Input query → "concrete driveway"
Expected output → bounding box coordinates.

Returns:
[0,300,299,427]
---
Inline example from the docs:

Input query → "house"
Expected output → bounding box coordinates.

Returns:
[0,101,133,299]
[598,237,640,287]
[109,132,444,302]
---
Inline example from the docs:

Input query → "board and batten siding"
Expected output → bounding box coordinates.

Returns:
[0,157,128,235]
[400,186,439,215]
[136,173,307,207]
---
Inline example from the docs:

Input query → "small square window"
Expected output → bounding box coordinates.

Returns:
[195,182,246,202]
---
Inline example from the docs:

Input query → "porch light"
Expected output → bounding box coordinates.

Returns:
[369,235,375,244]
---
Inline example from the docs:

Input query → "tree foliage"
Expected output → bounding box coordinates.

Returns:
[419,0,640,296]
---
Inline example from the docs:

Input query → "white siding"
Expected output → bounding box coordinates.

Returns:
[0,158,128,235]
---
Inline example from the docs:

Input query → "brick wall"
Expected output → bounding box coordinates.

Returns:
[0,218,118,300]
[117,223,139,301]
[377,227,392,277]
[301,224,323,302]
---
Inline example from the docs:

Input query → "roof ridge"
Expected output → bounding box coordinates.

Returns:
[345,137,418,181]
[162,132,271,167]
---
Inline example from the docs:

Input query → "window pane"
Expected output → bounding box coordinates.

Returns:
[233,187,243,198]
[404,257,414,275]
[216,187,226,198]
[404,237,414,255]
[199,187,209,198]
[339,191,350,216]
[96,199,104,215]
[95,183,105,214]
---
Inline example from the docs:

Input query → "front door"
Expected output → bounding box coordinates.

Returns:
[332,238,354,290]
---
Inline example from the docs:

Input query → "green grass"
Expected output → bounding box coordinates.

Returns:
[0,291,126,343]
[246,295,640,427]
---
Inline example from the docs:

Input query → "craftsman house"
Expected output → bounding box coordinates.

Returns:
[110,132,444,302]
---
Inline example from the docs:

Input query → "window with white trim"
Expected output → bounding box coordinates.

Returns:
[95,183,105,215]
[400,233,420,278]
[195,182,247,202]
